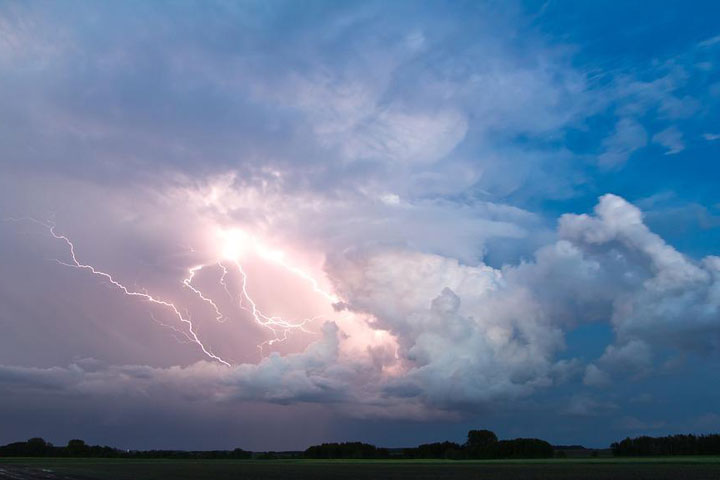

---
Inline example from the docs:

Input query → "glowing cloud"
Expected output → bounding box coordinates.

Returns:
[13,217,355,366]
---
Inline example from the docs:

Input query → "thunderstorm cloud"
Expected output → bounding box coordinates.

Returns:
[1,0,719,450]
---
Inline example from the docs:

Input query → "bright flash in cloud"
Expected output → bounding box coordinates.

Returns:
[10,217,355,366]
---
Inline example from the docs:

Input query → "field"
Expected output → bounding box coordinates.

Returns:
[2,457,720,480]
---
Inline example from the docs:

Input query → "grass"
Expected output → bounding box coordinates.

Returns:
[2,456,720,479]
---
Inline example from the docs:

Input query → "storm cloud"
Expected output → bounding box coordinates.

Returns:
[1,0,720,450]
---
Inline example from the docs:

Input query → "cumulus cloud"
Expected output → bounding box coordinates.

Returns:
[322,194,719,408]
[1,0,720,449]
[7,187,720,419]
[334,194,719,406]
[560,195,719,353]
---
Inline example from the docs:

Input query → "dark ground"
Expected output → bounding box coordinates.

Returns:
[2,458,720,480]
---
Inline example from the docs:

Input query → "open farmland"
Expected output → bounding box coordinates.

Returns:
[2,457,720,480]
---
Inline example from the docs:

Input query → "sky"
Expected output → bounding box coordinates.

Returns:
[1,0,719,451]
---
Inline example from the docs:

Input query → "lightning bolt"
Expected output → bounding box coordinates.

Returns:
[231,259,317,353]
[218,262,236,304]
[183,265,226,323]
[256,251,339,304]
[6,217,338,365]
[44,222,233,367]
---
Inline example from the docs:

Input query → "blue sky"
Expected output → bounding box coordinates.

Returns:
[528,0,720,256]
[0,0,719,450]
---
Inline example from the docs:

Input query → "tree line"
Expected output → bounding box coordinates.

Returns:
[5,431,719,460]
[401,430,553,459]
[303,430,554,459]
[304,441,390,459]
[0,438,251,459]
[0,430,553,460]
[611,434,720,456]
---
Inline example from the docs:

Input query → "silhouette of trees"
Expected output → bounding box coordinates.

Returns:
[27,437,53,456]
[493,438,554,458]
[66,439,89,457]
[464,429,499,458]
[0,438,251,459]
[0,438,55,457]
[611,434,720,456]
[384,429,554,459]
[17,430,720,460]
[304,442,390,459]
[466,430,498,449]
[459,429,553,459]
[403,441,463,459]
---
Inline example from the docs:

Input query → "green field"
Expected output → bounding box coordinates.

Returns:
[2,457,720,480]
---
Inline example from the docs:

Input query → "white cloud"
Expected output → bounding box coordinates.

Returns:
[698,35,720,48]
[1,1,720,446]
[5,159,720,417]
[559,195,720,360]
[598,118,647,167]
[652,126,685,155]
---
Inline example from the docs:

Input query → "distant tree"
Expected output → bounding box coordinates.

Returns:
[611,434,720,456]
[66,439,89,457]
[304,442,389,459]
[465,429,498,448]
[494,438,554,459]
[230,448,252,459]
[257,451,278,460]
[26,437,51,456]
[405,441,462,459]
[464,430,498,458]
